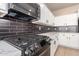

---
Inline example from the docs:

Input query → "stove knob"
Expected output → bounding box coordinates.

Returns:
[25,50,29,55]
[34,43,39,49]
[29,46,35,53]
[46,38,52,45]
[25,49,31,55]
[40,40,47,47]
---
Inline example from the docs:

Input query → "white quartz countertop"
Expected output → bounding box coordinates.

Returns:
[0,40,21,56]
[38,32,58,39]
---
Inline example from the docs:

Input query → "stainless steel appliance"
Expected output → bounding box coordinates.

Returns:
[3,35,51,56]
[0,3,40,22]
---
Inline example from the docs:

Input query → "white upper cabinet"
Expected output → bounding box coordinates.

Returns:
[0,3,8,11]
[45,7,55,26]
[33,3,55,26]
[0,3,8,17]
[54,13,78,26]
[40,4,47,23]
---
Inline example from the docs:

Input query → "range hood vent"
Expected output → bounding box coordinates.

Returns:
[0,3,40,22]
[3,9,36,22]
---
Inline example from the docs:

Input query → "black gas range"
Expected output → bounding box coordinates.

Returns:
[2,34,51,56]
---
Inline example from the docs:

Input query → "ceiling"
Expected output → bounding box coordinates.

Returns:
[45,3,79,12]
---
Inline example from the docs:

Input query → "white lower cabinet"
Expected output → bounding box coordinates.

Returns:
[50,33,59,56]
[58,33,79,49]
[58,33,70,47]
[68,33,79,49]
[50,32,79,56]
[50,39,58,56]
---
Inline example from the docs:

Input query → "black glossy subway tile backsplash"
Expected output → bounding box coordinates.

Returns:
[52,26,78,33]
[0,19,54,39]
[0,18,78,39]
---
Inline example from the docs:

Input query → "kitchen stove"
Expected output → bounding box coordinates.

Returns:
[2,34,51,56]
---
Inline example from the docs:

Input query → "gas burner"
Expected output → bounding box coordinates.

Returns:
[3,35,51,56]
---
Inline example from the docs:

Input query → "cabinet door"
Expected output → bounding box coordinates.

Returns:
[45,6,55,26]
[54,13,78,26]
[50,33,59,56]
[40,4,46,23]
[58,33,79,49]
[50,39,59,56]
[69,33,79,49]
[34,4,55,26]
[0,3,8,11]
[58,33,70,46]
[0,3,8,17]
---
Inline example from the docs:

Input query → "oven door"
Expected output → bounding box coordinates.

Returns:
[39,46,50,56]
[34,45,50,56]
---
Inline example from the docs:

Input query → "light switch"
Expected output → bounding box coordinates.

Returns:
[54,41,56,45]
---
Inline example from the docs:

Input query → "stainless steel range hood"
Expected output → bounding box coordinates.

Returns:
[0,3,40,22]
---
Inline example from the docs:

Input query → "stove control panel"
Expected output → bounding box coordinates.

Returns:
[21,36,52,56]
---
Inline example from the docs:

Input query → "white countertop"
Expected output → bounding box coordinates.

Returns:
[0,40,21,56]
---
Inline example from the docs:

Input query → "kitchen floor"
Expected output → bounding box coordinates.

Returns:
[55,45,79,56]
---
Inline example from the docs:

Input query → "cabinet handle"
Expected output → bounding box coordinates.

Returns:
[54,41,56,45]
[46,20,48,23]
